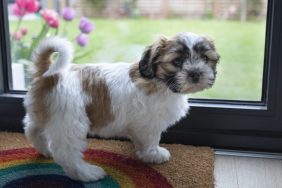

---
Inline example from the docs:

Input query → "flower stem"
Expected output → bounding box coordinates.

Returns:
[27,23,49,60]
[62,22,67,37]
[55,28,59,35]
[73,50,93,62]
[14,17,23,34]
[11,17,23,47]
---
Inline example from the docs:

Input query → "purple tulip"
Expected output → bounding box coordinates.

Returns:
[61,7,75,21]
[79,17,94,34]
[76,34,88,47]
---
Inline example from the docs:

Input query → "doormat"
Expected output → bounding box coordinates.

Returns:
[0,132,214,188]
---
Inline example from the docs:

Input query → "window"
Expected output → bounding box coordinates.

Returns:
[8,0,267,101]
[1,0,282,152]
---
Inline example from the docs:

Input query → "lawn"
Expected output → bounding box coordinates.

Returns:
[10,18,266,100]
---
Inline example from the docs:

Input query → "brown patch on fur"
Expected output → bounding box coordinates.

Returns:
[32,49,54,78]
[156,61,178,79]
[162,53,178,63]
[129,63,160,94]
[26,75,59,124]
[153,38,188,80]
[25,46,61,125]
[71,65,115,128]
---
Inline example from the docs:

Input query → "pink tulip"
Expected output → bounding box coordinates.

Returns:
[15,0,26,8]
[12,4,26,17]
[12,0,39,17]
[14,0,39,15]
[13,32,22,41]
[41,9,60,29]
[25,0,39,13]
[20,27,28,35]
[47,19,59,29]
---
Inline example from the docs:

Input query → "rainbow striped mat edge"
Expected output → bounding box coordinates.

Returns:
[0,147,172,188]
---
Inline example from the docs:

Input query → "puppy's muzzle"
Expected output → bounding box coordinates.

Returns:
[187,71,201,83]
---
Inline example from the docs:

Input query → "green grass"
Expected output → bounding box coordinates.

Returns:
[10,18,266,100]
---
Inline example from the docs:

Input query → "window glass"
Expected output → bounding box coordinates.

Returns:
[8,0,267,101]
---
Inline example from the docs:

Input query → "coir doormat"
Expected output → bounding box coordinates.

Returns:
[0,132,214,188]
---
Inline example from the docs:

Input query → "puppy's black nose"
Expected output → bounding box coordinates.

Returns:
[188,72,200,83]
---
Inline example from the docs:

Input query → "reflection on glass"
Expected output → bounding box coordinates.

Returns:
[8,0,267,101]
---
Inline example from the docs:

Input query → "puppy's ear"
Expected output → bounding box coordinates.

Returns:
[139,36,168,79]
[205,50,220,63]
[203,36,220,63]
[139,45,154,78]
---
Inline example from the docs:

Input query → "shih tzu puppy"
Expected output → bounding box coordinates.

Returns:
[23,32,219,182]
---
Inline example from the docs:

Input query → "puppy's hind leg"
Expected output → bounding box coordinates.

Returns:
[23,115,51,157]
[45,116,106,182]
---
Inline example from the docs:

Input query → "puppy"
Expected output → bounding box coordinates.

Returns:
[23,32,219,182]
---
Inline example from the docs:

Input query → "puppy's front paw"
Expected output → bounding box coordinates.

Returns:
[39,149,52,158]
[65,164,106,182]
[136,146,171,164]
[32,143,52,158]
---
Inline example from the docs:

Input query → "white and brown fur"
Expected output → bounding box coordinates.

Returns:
[23,33,219,182]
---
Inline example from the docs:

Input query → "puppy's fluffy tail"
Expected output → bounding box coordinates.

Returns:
[32,37,74,77]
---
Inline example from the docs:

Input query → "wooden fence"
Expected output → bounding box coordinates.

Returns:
[45,0,268,20]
